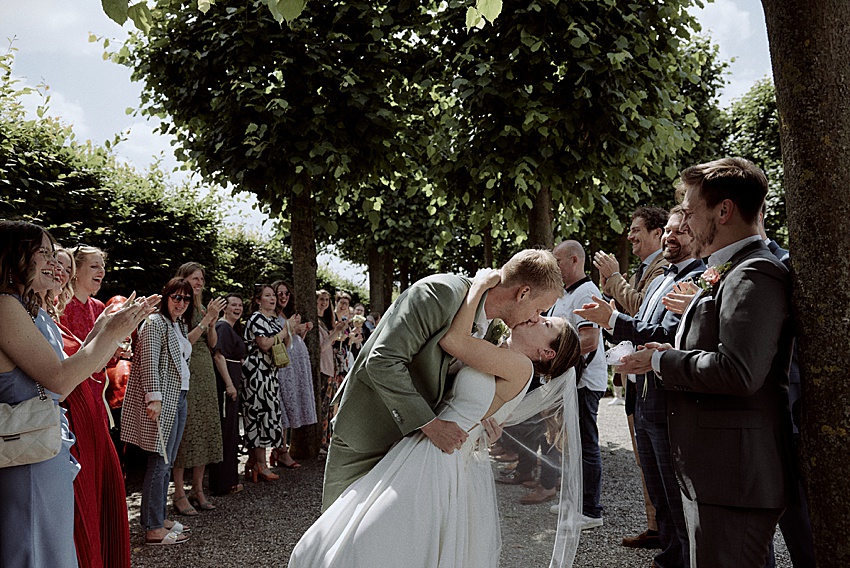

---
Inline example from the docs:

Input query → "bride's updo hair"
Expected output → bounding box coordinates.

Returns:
[533,318,581,380]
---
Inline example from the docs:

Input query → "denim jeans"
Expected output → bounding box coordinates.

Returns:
[578,387,604,518]
[140,390,188,530]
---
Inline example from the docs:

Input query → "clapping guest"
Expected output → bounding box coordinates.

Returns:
[52,248,132,568]
[209,294,247,495]
[61,245,109,422]
[171,263,226,515]
[121,278,196,545]
[0,221,154,565]
[317,290,348,451]
[241,285,287,482]
[270,281,316,469]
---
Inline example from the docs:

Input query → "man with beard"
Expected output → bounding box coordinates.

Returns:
[594,206,668,549]
[619,158,796,568]
[575,206,705,568]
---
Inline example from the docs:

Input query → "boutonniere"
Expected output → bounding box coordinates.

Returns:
[697,262,732,294]
[483,319,510,346]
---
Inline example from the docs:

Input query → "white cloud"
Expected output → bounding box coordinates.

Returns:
[15,79,91,138]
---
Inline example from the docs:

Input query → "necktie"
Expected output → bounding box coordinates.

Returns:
[634,263,646,284]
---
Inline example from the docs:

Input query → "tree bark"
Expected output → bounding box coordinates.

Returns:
[368,243,386,313]
[528,185,554,249]
[616,230,631,275]
[288,183,321,459]
[762,1,850,564]
[483,222,493,268]
[382,249,394,309]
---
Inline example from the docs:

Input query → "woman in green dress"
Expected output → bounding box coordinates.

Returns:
[171,262,226,515]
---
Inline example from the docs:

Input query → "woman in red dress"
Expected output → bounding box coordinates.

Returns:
[56,245,132,568]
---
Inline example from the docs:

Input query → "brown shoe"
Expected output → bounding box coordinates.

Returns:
[519,486,557,504]
[495,471,534,485]
[621,529,662,549]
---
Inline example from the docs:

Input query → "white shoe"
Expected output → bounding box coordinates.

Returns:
[549,503,559,515]
[580,514,603,530]
[607,397,625,406]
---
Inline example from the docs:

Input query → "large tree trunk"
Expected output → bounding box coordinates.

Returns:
[288,184,321,459]
[382,250,394,309]
[528,185,554,248]
[616,231,631,275]
[762,1,850,564]
[368,243,386,313]
[483,222,493,268]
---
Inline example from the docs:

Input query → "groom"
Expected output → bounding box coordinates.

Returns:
[322,249,563,510]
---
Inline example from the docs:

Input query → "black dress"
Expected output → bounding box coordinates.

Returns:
[209,320,248,494]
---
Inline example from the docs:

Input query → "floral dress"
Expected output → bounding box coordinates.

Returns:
[321,325,350,449]
[174,308,223,468]
[275,315,317,430]
[241,312,283,449]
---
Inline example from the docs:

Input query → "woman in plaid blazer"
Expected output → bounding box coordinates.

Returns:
[121,278,195,545]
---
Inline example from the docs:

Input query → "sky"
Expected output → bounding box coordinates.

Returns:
[0,0,775,285]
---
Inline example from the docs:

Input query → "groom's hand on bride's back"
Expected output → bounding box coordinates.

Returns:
[421,419,468,453]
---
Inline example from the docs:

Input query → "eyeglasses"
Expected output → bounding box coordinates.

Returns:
[37,247,57,261]
[169,294,192,303]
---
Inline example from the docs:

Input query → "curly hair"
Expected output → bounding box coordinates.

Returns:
[632,207,669,232]
[0,221,56,319]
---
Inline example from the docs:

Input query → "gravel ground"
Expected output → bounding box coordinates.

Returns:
[128,399,792,567]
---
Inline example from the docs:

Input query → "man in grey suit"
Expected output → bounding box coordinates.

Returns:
[577,206,705,568]
[620,157,796,567]
[322,249,564,510]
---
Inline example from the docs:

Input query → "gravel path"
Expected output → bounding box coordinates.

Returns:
[128,398,792,567]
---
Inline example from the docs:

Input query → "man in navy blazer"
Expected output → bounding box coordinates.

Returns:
[576,206,705,568]
[620,158,796,568]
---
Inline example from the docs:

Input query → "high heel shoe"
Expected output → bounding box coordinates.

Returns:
[244,460,257,481]
[254,464,279,482]
[270,448,302,469]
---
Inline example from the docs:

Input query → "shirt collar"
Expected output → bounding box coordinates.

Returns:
[565,276,591,294]
[642,248,662,267]
[707,235,762,267]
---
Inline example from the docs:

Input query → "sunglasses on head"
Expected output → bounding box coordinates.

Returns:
[169,294,192,303]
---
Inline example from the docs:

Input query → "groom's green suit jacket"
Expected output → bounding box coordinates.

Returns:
[332,273,475,454]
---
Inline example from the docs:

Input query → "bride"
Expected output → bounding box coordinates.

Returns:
[289,270,583,568]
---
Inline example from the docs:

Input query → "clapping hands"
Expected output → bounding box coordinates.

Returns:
[661,281,699,315]
[573,294,617,329]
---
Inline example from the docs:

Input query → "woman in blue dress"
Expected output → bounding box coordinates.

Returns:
[0,221,156,567]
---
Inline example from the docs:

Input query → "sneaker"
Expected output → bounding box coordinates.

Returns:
[607,397,625,406]
[580,515,603,530]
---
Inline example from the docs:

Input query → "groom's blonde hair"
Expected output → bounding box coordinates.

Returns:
[501,249,562,297]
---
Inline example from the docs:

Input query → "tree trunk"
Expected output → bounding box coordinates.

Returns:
[527,186,554,249]
[399,257,410,293]
[288,184,321,459]
[368,243,386,313]
[616,231,631,275]
[382,250,394,308]
[762,1,850,564]
[483,222,493,268]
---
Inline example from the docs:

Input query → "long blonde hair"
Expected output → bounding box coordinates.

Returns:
[53,246,76,317]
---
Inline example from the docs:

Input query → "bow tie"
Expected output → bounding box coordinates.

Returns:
[664,265,679,276]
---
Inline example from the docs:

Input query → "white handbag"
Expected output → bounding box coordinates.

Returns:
[0,383,62,468]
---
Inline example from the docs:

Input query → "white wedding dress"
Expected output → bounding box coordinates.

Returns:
[288,366,533,568]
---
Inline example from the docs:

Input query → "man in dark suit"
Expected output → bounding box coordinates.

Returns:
[593,206,669,549]
[620,157,796,568]
[576,206,705,568]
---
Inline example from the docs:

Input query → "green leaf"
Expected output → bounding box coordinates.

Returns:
[267,0,307,26]
[101,0,129,25]
[466,7,482,29]
[476,0,503,24]
[127,2,153,34]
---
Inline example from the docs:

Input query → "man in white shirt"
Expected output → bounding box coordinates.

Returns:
[550,240,608,529]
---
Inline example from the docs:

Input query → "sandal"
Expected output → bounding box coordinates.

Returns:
[270,449,302,469]
[172,495,199,516]
[227,484,244,494]
[189,491,216,511]
[164,520,191,534]
[145,530,190,546]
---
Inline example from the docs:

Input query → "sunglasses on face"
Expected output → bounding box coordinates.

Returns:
[169,294,192,303]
